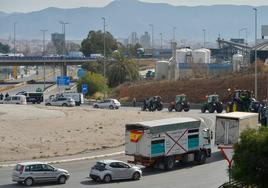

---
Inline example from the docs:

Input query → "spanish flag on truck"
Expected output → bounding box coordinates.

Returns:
[130,131,143,143]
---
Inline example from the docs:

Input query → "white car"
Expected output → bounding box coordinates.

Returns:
[93,99,121,109]
[12,162,70,186]
[45,97,75,107]
[89,160,142,183]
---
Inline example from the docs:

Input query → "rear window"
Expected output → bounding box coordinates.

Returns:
[93,162,106,171]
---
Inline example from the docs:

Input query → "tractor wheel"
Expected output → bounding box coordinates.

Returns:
[201,105,206,113]
[216,103,223,113]
[208,104,215,113]
[168,105,173,112]
[184,106,190,112]
[157,103,163,111]
[175,103,183,112]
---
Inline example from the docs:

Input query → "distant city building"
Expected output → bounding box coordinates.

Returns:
[140,31,151,49]
[51,33,65,55]
[128,32,139,46]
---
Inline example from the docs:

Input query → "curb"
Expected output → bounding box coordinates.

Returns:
[0,151,124,168]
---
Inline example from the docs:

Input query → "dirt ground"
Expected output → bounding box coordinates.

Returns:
[0,104,180,162]
[114,73,268,103]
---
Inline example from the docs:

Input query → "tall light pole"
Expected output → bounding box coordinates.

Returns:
[173,27,176,42]
[13,22,18,56]
[203,29,206,48]
[149,24,154,58]
[253,8,258,100]
[160,33,163,49]
[102,17,106,77]
[40,29,48,91]
[59,21,68,77]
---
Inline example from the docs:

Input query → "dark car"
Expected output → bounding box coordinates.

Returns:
[16,91,44,104]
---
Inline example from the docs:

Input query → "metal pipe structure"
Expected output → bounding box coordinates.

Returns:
[40,29,48,91]
[253,8,258,100]
[102,17,106,77]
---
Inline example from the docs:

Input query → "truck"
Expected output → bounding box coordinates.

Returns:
[215,112,259,146]
[125,117,212,170]
[61,92,84,106]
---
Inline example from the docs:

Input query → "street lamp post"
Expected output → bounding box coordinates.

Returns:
[203,29,206,48]
[253,8,258,100]
[59,21,69,77]
[149,24,154,58]
[40,29,48,92]
[102,17,106,77]
[173,27,176,42]
[13,22,18,56]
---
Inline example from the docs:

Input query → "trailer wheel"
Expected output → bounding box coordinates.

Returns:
[164,156,175,170]
[195,150,207,165]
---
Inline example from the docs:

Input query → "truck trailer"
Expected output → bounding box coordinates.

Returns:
[125,117,212,170]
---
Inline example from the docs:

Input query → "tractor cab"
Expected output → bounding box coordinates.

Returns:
[208,95,219,103]
[175,95,187,103]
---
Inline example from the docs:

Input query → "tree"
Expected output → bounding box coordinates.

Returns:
[81,60,103,74]
[77,72,108,96]
[231,127,268,188]
[107,52,139,87]
[128,43,142,58]
[0,42,10,53]
[81,30,118,57]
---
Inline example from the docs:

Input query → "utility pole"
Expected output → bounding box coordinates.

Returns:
[40,29,48,92]
[203,29,206,48]
[173,27,176,42]
[253,8,258,100]
[149,24,154,58]
[102,17,106,77]
[59,21,69,77]
[13,22,18,56]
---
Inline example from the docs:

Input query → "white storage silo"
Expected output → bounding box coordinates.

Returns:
[156,60,169,80]
[233,54,243,72]
[176,48,192,64]
[192,48,211,64]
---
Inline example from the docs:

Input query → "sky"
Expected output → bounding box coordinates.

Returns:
[1,0,268,13]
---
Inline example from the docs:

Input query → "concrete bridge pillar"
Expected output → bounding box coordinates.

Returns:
[61,62,67,76]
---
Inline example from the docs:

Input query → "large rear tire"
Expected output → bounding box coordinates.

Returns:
[201,105,206,113]
[184,104,190,112]
[208,104,215,113]
[164,156,175,170]
[216,103,223,113]
[175,103,183,112]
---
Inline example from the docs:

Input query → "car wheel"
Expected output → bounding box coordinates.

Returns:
[25,178,34,186]
[132,172,141,180]
[46,103,51,106]
[109,105,114,109]
[58,175,67,184]
[62,103,67,107]
[93,105,99,108]
[164,156,175,170]
[103,174,111,183]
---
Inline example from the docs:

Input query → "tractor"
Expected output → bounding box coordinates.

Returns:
[226,90,256,113]
[142,96,163,111]
[201,95,223,113]
[168,94,190,112]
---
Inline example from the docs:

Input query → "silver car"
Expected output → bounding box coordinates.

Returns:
[45,96,75,107]
[89,160,142,183]
[93,99,121,109]
[12,162,70,186]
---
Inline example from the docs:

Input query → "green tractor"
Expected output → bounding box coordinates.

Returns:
[226,90,254,113]
[168,94,190,112]
[201,95,223,113]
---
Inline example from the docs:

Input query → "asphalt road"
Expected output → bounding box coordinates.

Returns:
[0,109,229,188]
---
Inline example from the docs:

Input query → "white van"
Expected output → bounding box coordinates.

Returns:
[62,92,84,106]
[1,95,27,105]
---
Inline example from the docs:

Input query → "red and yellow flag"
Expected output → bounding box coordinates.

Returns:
[130,131,143,143]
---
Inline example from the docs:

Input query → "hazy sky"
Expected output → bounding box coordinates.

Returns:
[1,0,268,13]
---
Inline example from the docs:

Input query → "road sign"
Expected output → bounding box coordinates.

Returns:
[57,76,70,86]
[82,84,88,94]
[219,145,234,167]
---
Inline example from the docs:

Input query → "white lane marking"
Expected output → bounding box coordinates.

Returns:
[0,151,124,168]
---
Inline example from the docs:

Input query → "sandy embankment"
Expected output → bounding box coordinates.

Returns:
[0,105,179,162]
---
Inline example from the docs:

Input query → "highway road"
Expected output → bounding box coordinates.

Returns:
[0,109,229,188]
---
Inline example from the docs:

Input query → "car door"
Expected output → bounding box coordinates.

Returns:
[117,162,132,179]
[41,164,58,182]
[28,164,45,183]
[109,162,127,179]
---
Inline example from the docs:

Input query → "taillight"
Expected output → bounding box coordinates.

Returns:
[19,166,24,174]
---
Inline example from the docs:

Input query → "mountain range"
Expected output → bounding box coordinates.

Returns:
[0,0,268,42]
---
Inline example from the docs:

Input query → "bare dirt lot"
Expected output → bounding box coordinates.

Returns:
[0,104,180,162]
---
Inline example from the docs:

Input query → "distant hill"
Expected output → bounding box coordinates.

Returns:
[0,0,268,42]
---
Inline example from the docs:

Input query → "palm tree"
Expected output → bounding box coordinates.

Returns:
[107,52,139,87]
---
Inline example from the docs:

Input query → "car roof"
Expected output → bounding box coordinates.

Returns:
[98,159,125,164]
[17,161,47,166]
